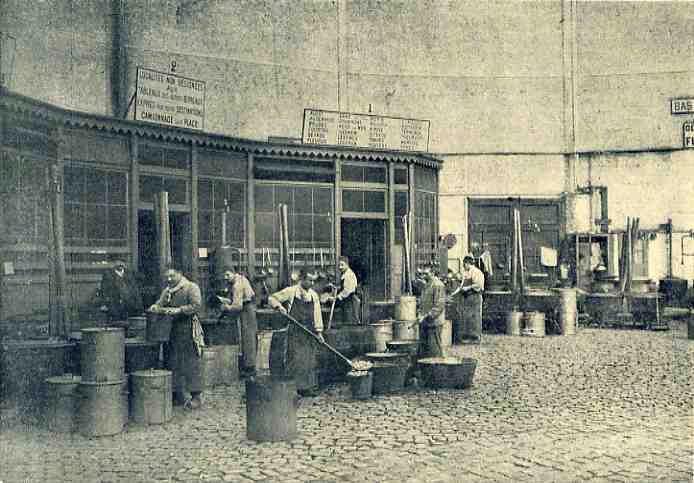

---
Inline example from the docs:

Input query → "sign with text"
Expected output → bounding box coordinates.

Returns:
[671,98,694,115]
[135,67,205,130]
[302,109,430,152]
[684,121,694,148]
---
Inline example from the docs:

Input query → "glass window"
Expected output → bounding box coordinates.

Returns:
[197,178,246,247]
[364,166,386,184]
[342,190,363,212]
[365,190,385,212]
[394,168,408,185]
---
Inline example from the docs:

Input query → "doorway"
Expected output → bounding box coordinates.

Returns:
[340,219,387,301]
[138,210,192,307]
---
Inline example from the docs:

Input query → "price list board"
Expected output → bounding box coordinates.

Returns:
[302,109,430,152]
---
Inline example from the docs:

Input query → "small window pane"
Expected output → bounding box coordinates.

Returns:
[314,215,331,242]
[199,211,213,243]
[227,182,245,210]
[364,166,386,184]
[164,178,187,204]
[64,204,83,239]
[341,165,363,182]
[140,176,162,203]
[314,187,332,214]
[365,191,385,212]
[139,144,163,166]
[295,214,312,242]
[213,180,226,209]
[255,185,274,212]
[276,186,292,207]
[342,190,363,212]
[21,159,46,192]
[107,206,127,239]
[395,191,408,216]
[165,148,188,170]
[255,213,275,244]
[86,205,107,240]
[394,168,408,185]
[198,180,213,210]
[227,213,244,243]
[294,186,312,213]
[108,172,127,204]
[63,167,83,202]
[85,169,107,203]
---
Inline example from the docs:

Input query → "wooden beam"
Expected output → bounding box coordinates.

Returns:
[190,142,199,283]
[129,133,139,272]
[246,152,255,278]
[408,163,416,274]
[334,158,341,276]
[388,162,395,299]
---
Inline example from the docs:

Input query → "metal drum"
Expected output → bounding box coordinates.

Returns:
[80,327,125,382]
[395,296,417,321]
[78,379,127,437]
[130,370,172,425]
[418,357,477,389]
[522,311,546,337]
[506,311,523,336]
[392,320,419,341]
[201,346,219,389]
[364,352,411,367]
[246,376,297,442]
[371,363,408,395]
[555,288,577,335]
[146,313,172,343]
[347,372,373,400]
[367,320,393,352]
[45,375,81,433]
[126,316,147,339]
[215,345,240,385]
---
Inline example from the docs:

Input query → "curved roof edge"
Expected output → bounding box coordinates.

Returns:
[0,89,442,169]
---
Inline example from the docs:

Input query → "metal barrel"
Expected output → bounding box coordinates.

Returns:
[367,321,394,353]
[215,345,240,385]
[347,372,373,400]
[246,376,298,442]
[77,379,127,437]
[371,363,408,395]
[130,370,172,425]
[395,295,417,322]
[44,375,81,433]
[201,346,219,389]
[392,320,419,341]
[555,288,577,335]
[146,313,172,343]
[522,311,546,337]
[506,311,523,336]
[126,316,147,339]
[80,327,125,383]
[418,357,477,389]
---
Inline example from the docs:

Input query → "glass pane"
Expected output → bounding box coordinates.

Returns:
[395,191,408,216]
[294,186,311,214]
[198,210,213,243]
[139,144,163,166]
[314,187,332,214]
[108,172,127,204]
[364,166,386,184]
[255,212,275,244]
[165,148,188,170]
[0,153,17,193]
[16,197,35,239]
[227,182,245,211]
[394,168,408,185]
[21,158,46,192]
[213,179,226,209]
[86,205,107,240]
[63,166,83,202]
[365,190,385,212]
[227,213,244,244]
[107,206,127,239]
[85,169,107,203]
[314,215,331,242]
[342,190,363,212]
[139,176,162,203]
[255,184,274,212]
[276,186,292,208]
[64,203,83,240]
[164,178,187,204]
[341,164,363,182]
[198,180,213,210]
[295,214,312,243]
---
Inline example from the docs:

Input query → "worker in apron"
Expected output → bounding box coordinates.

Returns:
[418,266,447,358]
[269,268,325,397]
[219,268,257,377]
[327,256,361,326]
[450,255,485,344]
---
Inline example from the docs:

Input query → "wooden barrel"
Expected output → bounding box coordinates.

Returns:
[392,320,418,340]
[77,379,127,437]
[555,288,577,335]
[522,312,546,337]
[80,327,125,383]
[126,316,147,339]
[201,347,219,388]
[371,363,408,395]
[506,311,523,336]
[130,369,172,425]
[246,376,297,442]
[45,375,81,433]
[146,313,172,343]
[395,296,417,321]
[367,321,393,352]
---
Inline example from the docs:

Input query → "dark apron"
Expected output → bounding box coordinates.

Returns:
[269,297,320,392]
[239,301,257,371]
[458,281,483,340]
[419,321,445,358]
[167,316,203,394]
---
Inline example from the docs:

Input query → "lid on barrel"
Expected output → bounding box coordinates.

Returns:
[46,375,81,384]
[131,369,172,378]
[365,352,407,359]
[418,356,464,365]
[81,327,125,333]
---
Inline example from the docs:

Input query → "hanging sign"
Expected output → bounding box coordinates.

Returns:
[135,67,206,130]
[684,121,694,148]
[302,109,430,152]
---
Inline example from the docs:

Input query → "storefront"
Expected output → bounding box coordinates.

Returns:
[0,89,441,333]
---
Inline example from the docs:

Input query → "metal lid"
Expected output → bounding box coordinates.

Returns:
[46,375,81,385]
[78,379,125,386]
[81,327,125,333]
[131,369,172,378]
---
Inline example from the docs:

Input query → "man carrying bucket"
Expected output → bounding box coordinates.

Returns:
[417,266,447,358]
[219,267,257,378]
[450,255,485,345]
[149,265,205,410]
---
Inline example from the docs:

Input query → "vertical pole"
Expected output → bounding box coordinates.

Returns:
[49,163,68,338]
[387,162,395,299]
[247,153,255,278]
[190,143,199,283]
[129,133,139,272]
[153,192,171,284]
[408,163,416,276]
[334,158,342,280]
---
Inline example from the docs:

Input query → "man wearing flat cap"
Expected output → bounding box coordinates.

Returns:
[99,260,143,322]
[450,255,485,344]
[269,267,325,397]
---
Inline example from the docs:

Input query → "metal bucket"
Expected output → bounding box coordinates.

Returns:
[146,313,172,343]
[130,369,172,425]
[395,295,417,322]
[392,320,418,341]
[45,375,81,433]
[246,376,298,442]
[80,327,125,383]
[367,320,394,352]
[201,347,219,389]
[418,357,477,389]
[215,345,240,385]
[386,339,420,355]
[347,372,373,400]
[522,311,546,337]
[371,363,408,395]
[555,289,577,335]
[126,316,147,339]
[506,311,523,336]
[78,380,127,437]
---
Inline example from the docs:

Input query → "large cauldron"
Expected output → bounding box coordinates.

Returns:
[418,357,477,389]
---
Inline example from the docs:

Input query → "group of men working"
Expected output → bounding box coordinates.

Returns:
[98,253,485,410]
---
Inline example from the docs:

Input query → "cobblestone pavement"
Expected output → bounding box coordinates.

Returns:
[1,321,693,483]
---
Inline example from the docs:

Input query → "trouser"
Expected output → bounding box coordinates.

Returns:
[239,302,257,372]
[339,295,361,326]
[167,318,203,395]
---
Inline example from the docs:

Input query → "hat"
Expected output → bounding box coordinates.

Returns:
[463,255,475,264]
[113,260,127,268]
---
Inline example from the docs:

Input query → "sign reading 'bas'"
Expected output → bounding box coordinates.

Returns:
[135,67,206,130]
